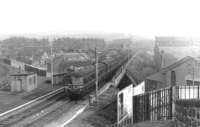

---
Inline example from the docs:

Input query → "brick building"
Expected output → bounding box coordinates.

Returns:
[145,56,200,91]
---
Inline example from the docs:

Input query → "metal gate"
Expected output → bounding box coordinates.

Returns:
[133,86,173,123]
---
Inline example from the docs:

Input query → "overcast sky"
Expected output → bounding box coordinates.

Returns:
[0,0,200,38]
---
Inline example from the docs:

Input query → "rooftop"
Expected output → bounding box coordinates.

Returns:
[146,56,199,82]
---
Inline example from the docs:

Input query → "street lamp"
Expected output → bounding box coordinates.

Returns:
[95,47,98,101]
[49,37,54,89]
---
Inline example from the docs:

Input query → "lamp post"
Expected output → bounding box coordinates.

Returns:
[49,37,54,89]
[95,47,98,101]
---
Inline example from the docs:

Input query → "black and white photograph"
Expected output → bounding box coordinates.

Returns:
[0,0,199,127]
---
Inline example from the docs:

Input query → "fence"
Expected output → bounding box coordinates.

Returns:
[133,86,173,123]
[133,85,200,126]
[107,86,173,127]
[175,85,200,127]
[176,85,200,99]
[108,85,200,127]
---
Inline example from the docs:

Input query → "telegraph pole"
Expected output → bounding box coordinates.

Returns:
[128,48,129,60]
[95,47,98,101]
[49,38,54,89]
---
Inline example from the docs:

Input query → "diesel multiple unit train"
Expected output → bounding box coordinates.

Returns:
[65,51,129,100]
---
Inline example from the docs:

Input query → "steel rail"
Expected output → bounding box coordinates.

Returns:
[0,87,65,120]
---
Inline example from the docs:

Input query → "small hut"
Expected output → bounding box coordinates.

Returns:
[10,72,37,92]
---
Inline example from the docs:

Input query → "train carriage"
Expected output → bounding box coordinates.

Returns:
[66,52,129,100]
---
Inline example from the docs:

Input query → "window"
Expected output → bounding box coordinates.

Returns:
[119,93,124,118]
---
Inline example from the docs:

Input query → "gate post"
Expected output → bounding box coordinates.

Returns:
[172,86,176,120]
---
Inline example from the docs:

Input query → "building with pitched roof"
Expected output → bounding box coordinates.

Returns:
[145,56,200,91]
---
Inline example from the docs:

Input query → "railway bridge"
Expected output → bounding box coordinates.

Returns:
[111,52,138,88]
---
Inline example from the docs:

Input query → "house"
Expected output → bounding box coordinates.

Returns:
[46,53,91,76]
[10,72,37,92]
[145,56,200,92]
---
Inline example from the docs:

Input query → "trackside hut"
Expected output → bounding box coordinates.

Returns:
[10,72,37,92]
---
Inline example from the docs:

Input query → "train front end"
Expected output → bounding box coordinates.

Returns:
[65,73,85,100]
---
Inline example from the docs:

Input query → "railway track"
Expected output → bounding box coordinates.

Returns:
[0,88,68,127]
[0,55,133,127]
[24,82,114,127]
[26,100,77,127]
